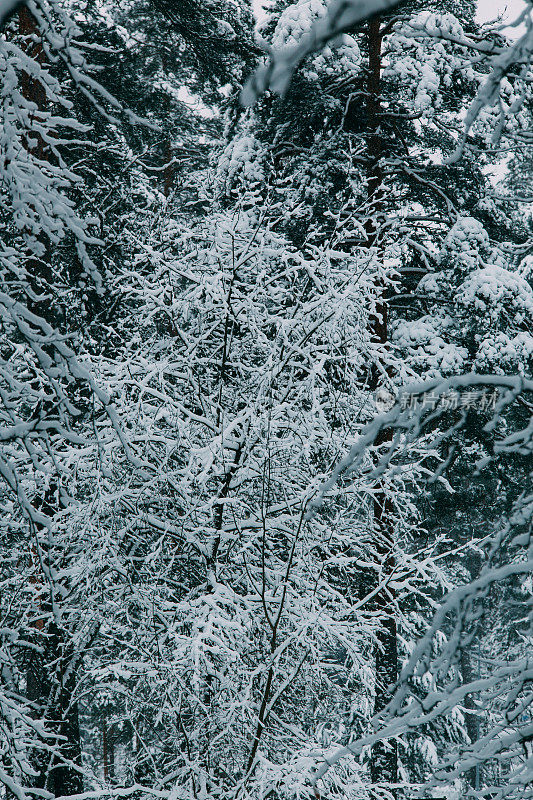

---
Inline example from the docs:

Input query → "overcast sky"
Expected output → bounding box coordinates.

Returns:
[477,0,528,31]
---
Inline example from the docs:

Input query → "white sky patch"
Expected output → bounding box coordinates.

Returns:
[476,0,529,36]
[176,85,217,119]
[252,0,268,25]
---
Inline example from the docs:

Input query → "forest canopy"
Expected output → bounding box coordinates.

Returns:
[0,2,531,800]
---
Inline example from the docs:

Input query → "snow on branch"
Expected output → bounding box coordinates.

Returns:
[307,372,533,521]
[241,0,402,106]
[0,0,23,28]
[242,0,533,166]
[313,498,533,796]
[446,10,533,162]
[307,372,533,796]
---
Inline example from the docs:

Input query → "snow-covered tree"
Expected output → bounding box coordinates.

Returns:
[81,181,441,797]
[0,3,141,796]
[230,0,533,795]
[1,2,531,800]
[308,371,532,799]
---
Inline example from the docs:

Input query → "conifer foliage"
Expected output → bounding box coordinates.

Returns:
[0,2,531,800]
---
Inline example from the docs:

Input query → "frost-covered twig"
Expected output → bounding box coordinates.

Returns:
[242,0,533,168]
[241,0,402,105]
[308,376,533,796]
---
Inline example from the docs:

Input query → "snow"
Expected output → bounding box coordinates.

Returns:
[475,331,533,373]
[271,0,329,50]
[440,217,490,265]
[241,0,403,104]
[270,0,362,79]
[392,317,468,378]
[457,264,533,318]
[216,133,265,195]
[2,3,532,800]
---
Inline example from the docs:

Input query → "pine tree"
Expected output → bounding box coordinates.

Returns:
[220,0,532,795]
[1,2,531,799]
[0,2,140,795]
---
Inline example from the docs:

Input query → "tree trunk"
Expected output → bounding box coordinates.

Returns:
[369,489,398,788]
[18,5,46,156]
[103,718,115,783]
[362,16,399,791]
[163,138,174,196]
[461,551,483,790]
[25,602,83,794]
[47,622,84,797]
[17,10,84,794]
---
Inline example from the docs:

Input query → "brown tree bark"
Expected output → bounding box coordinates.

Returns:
[103,720,114,782]
[18,5,46,158]
[18,9,83,795]
[26,488,84,797]
[163,139,175,196]
[344,16,399,791]
[365,17,399,792]
[461,551,482,791]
